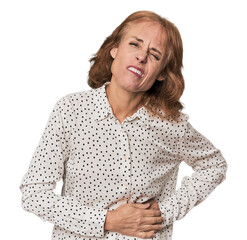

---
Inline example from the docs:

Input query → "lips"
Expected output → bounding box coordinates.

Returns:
[127,65,144,78]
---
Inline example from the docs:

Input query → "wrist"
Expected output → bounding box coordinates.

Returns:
[104,210,115,231]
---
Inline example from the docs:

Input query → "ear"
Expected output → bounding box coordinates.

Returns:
[110,47,118,59]
[157,74,165,81]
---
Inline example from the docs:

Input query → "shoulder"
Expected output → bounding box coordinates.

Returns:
[145,109,190,132]
[54,88,95,109]
[60,88,94,103]
[156,111,189,125]
[173,112,189,123]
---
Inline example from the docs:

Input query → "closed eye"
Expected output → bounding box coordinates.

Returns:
[151,54,160,61]
[148,50,160,61]
[129,42,139,47]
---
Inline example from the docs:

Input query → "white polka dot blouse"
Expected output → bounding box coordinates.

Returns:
[19,81,227,240]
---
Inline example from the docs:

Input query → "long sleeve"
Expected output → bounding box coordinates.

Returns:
[19,96,107,237]
[158,121,227,227]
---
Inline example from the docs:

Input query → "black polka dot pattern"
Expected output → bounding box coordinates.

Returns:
[19,82,227,240]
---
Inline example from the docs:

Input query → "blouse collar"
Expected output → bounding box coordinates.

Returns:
[93,82,151,129]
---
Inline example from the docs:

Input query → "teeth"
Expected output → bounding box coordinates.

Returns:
[128,67,142,76]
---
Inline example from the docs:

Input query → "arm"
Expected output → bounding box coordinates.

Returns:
[19,96,107,237]
[158,122,227,227]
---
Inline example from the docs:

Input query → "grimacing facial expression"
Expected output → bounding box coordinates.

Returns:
[110,21,167,93]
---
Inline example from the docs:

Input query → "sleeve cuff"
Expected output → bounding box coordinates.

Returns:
[84,207,108,237]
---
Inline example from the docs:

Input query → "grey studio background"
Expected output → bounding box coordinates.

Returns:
[0,0,246,239]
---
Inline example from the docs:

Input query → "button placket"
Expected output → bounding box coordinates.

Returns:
[119,124,132,191]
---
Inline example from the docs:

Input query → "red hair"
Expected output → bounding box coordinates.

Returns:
[88,11,184,120]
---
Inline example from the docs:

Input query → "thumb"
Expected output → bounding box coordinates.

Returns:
[133,203,150,209]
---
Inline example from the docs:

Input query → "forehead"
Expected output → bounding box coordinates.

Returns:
[122,21,167,49]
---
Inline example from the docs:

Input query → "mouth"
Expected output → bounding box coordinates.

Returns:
[127,66,144,78]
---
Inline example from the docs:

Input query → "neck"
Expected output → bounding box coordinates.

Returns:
[106,82,144,123]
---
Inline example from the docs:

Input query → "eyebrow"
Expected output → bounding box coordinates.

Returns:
[131,36,162,56]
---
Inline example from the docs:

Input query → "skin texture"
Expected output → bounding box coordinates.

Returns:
[104,21,167,238]
[106,21,167,123]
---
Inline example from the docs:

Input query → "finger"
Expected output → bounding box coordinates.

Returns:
[133,203,150,209]
[137,231,156,239]
[144,209,162,217]
[148,202,160,210]
[141,223,163,232]
[144,216,164,225]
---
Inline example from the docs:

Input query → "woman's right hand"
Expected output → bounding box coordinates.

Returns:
[104,202,164,239]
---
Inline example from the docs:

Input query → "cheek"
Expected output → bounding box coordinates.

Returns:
[110,61,118,77]
[148,65,161,77]
[112,54,123,68]
[153,64,164,76]
[111,57,124,77]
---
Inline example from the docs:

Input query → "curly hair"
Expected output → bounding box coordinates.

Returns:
[88,11,184,120]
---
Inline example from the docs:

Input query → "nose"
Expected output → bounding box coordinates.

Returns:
[136,51,147,64]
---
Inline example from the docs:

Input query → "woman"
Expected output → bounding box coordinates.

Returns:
[19,10,227,240]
